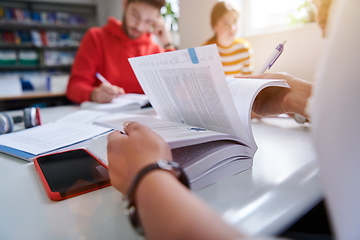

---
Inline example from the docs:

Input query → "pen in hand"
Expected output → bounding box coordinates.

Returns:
[96,72,112,85]
[258,41,286,74]
[96,72,125,94]
[94,72,126,101]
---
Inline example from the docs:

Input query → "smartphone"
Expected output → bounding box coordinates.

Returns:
[34,149,110,201]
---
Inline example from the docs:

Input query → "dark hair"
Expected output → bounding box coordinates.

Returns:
[127,0,166,10]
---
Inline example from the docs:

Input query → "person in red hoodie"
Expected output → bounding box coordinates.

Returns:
[66,0,175,104]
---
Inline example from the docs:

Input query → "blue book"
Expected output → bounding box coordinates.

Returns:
[31,12,41,23]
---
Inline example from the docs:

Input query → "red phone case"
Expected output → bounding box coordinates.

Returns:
[34,149,111,201]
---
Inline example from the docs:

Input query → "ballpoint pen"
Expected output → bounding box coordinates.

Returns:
[258,41,286,74]
[96,72,126,96]
[257,41,307,123]
[95,72,111,85]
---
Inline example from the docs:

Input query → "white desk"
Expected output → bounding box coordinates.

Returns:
[0,106,322,239]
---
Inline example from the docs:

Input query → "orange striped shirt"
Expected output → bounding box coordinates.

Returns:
[203,38,254,76]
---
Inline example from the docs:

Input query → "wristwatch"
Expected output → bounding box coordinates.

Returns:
[123,159,189,235]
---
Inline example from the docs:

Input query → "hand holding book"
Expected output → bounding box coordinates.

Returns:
[242,72,312,119]
[107,122,173,194]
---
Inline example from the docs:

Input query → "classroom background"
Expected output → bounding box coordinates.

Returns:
[0,0,324,111]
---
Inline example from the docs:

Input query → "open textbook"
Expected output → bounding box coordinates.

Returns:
[80,93,149,112]
[92,44,289,191]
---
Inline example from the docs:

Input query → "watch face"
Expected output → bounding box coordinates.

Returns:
[157,159,174,170]
[158,159,181,170]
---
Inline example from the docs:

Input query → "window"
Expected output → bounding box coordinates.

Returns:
[239,0,315,37]
[161,0,179,32]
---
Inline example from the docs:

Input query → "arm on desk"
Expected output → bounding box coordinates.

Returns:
[107,123,245,240]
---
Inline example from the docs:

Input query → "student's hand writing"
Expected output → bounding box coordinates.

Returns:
[240,72,313,118]
[107,122,173,194]
[90,83,125,103]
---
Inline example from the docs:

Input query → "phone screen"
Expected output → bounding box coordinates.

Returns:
[35,149,110,199]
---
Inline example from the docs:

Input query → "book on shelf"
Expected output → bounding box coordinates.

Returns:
[92,44,289,190]
[31,30,42,47]
[0,6,87,26]
[80,93,150,112]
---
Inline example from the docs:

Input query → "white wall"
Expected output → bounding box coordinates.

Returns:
[247,23,325,82]
[178,0,217,49]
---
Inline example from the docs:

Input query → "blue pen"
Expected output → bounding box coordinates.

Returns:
[258,41,286,74]
[95,72,111,85]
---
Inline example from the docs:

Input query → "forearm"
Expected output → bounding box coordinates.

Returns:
[135,170,244,240]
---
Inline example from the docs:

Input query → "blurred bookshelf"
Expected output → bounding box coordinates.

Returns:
[0,0,97,110]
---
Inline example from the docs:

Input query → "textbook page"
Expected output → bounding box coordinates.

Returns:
[56,109,109,124]
[94,113,245,149]
[87,133,109,165]
[128,44,250,146]
[227,78,289,148]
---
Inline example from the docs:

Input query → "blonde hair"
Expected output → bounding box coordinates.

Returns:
[210,1,239,28]
[205,1,239,44]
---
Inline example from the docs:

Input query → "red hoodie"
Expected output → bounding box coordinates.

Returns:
[67,17,169,103]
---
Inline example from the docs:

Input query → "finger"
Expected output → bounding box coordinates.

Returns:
[111,86,124,96]
[122,121,134,132]
[108,130,126,140]
[123,121,156,139]
[123,121,141,135]
[101,93,116,103]
[101,84,118,95]
[97,93,114,103]
[118,87,126,95]
[107,131,127,151]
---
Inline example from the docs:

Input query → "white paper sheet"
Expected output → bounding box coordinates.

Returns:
[128,44,249,144]
[56,109,109,124]
[80,94,149,112]
[0,122,110,155]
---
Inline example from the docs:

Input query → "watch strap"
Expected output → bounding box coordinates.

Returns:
[123,160,189,235]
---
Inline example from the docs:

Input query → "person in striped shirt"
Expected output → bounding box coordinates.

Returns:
[203,1,254,77]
